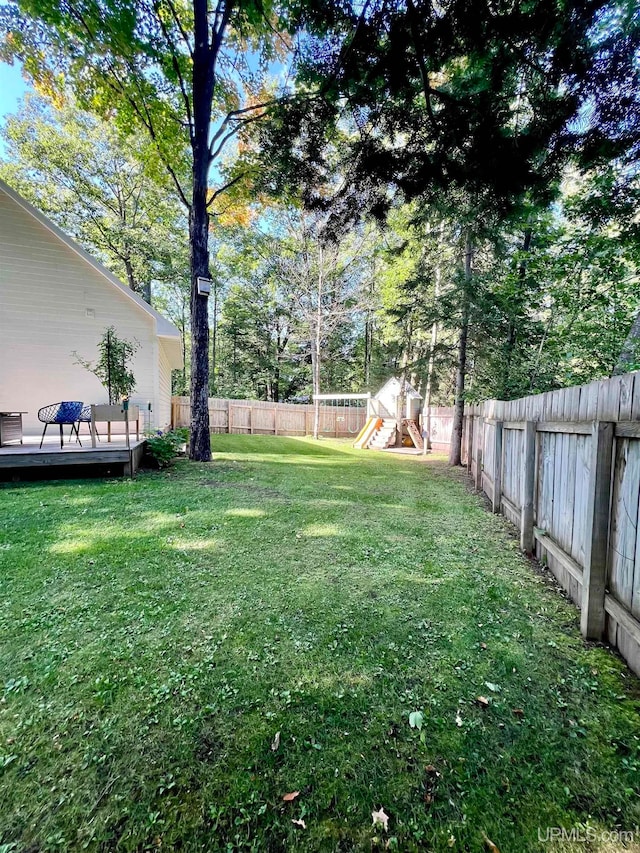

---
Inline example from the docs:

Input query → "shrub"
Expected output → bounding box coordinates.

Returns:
[145,429,188,468]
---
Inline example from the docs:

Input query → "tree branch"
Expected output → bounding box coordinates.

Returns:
[206,172,246,209]
[164,0,194,58]
[406,0,439,134]
[153,0,194,141]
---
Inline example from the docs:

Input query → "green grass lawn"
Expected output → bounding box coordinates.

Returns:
[0,436,639,852]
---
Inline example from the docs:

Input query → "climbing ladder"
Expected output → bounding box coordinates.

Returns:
[403,418,424,450]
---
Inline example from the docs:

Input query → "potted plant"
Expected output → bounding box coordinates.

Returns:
[74,327,138,404]
[73,328,140,440]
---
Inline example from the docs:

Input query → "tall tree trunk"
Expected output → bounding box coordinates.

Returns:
[396,320,411,447]
[189,197,211,460]
[311,341,321,439]
[273,330,284,403]
[188,0,215,461]
[501,227,532,398]
[123,255,151,304]
[312,249,323,439]
[449,228,473,466]
[181,303,187,394]
[424,319,438,450]
[424,227,443,450]
[210,280,218,395]
[364,311,372,387]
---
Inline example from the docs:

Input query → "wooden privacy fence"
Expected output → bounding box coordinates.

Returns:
[426,370,640,679]
[171,397,367,438]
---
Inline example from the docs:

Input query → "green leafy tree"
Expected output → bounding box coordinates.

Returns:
[265,208,375,437]
[263,0,638,463]
[0,93,186,304]
[1,0,297,460]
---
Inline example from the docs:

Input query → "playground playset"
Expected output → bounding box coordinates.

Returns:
[314,378,424,451]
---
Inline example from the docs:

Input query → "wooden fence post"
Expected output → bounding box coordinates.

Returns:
[520,420,536,553]
[580,421,614,640]
[492,421,503,513]
[474,418,483,491]
[466,414,474,473]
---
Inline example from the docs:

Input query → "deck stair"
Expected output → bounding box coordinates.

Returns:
[367,419,397,450]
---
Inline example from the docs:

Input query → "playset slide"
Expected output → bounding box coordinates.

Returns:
[353,416,382,449]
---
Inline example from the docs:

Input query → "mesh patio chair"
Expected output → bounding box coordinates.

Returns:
[38,401,84,449]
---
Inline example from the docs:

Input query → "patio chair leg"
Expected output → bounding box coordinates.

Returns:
[39,423,48,449]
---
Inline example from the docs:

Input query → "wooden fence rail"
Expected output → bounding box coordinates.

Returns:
[425,370,640,679]
[171,396,367,439]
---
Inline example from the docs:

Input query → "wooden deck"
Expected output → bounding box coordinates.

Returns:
[0,435,146,480]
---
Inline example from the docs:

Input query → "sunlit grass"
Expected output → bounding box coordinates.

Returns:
[0,435,638,852]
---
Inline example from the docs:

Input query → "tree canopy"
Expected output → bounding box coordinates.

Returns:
[0,0,638,463]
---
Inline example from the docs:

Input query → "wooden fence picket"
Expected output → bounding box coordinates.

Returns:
[422,368,640,679]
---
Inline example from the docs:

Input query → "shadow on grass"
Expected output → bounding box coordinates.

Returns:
[212,434,359,458]
[1,435,639,852]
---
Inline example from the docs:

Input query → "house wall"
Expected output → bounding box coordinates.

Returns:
[0,186,160,435]
[158,341,173,431]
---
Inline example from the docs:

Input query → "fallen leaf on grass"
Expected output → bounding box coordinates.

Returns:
[476,696,490,707]
[271,731,280,751]
[482,830,501,852]
[372,807,389,831]
[480,642,487,650]
[282,791,300,802]
[484,682,501,693]
[512,708,525,718]
[455,711,463,727]
[409,710,424,730]
[292,819,306,829]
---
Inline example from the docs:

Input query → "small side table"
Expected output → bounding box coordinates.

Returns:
[0,412,26,446]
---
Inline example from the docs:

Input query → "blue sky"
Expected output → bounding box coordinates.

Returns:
[0,59,28,147]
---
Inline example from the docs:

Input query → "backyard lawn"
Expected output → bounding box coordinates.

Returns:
[0,435,639,852]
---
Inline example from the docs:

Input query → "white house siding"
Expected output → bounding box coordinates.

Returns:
[158,340,173,431]
[0,186,160,435]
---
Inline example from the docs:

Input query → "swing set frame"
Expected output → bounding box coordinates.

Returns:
[312,393,372,435]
